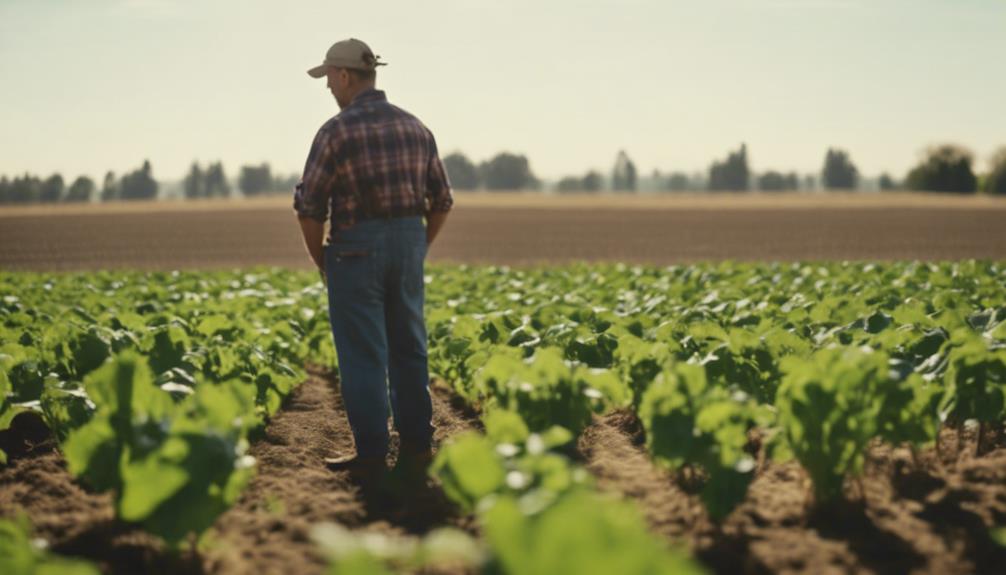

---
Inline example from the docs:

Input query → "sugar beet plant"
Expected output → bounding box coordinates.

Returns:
[0,269,335,544]
[424,261,1006,521]
[3,261,1006,571]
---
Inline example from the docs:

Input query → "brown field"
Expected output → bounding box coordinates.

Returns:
[1,192,1005,270]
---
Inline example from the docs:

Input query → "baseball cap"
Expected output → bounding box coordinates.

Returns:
[307,38,387,78]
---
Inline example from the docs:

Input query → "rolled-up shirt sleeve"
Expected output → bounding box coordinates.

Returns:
[425,132,454,214]
[293,127,338,222]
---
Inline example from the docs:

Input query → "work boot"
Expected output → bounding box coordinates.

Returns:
[323,453,387,483]
[396,441,435,479]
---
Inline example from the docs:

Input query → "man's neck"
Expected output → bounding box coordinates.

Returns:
[348,83,378,103]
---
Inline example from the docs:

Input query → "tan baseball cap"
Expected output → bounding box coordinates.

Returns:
[307,38,387,78]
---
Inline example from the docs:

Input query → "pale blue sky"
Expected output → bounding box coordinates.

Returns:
[1,0,1003,183]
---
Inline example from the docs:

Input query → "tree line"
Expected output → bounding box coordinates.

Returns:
[3,144,1005,205]
[0,160,300,205]
[442,144,1006,195]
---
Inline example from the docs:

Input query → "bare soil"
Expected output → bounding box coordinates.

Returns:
[2,193,1005,270]
[0,366,479,575]
[578,410,1006,575]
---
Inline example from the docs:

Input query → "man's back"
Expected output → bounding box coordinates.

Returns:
[296,88,453,233]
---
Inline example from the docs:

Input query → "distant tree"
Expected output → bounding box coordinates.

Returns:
[273,173,300,192]
[65,176,95,202]
[120,160,158,200]
[0,176,9,204]
[184,162,205,199]
[821,148,859,190]
[611,150,637,192]
[708,144,749,191]
[878,173,897,191]
[555,170,603,193]
[665,172,691,192]
[758,171,799,191]
[442,152,479,190]
[582,170,603,192]
[101,171,119,201]
[556,176,582,193]
[905,145,976,194]
[985,147,1006,196]
[786,173,799,190]
[205,162,230,197]
[39,174,65,203]
[7,174,41,203]
[239,163,272,196]
[479,153,538,191]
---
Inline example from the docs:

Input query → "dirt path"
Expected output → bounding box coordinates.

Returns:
[0,366,478,575]
[203,365,479,575]
[577,410,1006,575]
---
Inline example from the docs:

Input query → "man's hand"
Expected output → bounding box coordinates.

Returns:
[297,216,326,271]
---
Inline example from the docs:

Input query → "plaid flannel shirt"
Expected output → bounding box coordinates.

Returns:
[293,88,453,234]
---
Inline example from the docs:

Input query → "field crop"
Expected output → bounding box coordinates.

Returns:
[1,260,1005,573]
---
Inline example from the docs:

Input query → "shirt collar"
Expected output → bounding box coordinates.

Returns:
[349,87,386,107]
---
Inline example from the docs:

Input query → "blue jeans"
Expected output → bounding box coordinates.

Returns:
[323,216,433,458]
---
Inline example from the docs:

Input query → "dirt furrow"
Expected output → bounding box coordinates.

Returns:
[577,410,1006,575]
[204,365,479,575]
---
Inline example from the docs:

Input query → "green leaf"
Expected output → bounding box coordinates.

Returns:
[430,433,505,511]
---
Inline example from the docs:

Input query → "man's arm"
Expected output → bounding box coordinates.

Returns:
[424,130,454,248]
[425,210,449,247]
[297,216,326,270]
[293,126,338,269]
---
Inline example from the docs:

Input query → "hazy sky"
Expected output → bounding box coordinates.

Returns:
[1,0,1004,184]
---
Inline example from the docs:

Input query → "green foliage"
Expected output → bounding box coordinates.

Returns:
[640,363,766,520]
[758,170,799,191]
[432,410,586,514]
[986,146,1006,196]
[937,329,1006,424]
[119,160,158,200]
[442,152,479,190]
[3,260,1005,558]
[313,522,484,575]
[239,163,272,196]
[612,150,637,192]
[432,405,703,574]
[822,148,859,189]
[0,516,100,575]
[483,491,704,575]
[185,161,231,199]
[478,152,539,191]
[905,144,977,193]
[0,268,333,544]
[474,348,624,435]
[61,353,256,544]
[423,260,1005,518]
[708,143,749,191]
[775,347,936,503]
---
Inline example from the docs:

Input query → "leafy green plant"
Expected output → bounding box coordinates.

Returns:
[639,362,767,520]
[61,353,257,544]
[474,348,626,435]
[432,409,587,513]
[483,491,704,575]
[774,347,935,503]
[0,515,99,575]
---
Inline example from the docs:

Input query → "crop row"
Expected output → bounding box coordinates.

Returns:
[423,261,1005,529]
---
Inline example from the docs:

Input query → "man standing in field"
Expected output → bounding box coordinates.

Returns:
[293,38,453,481]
